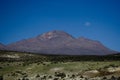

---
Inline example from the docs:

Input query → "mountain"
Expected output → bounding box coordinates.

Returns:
[7,30,116,55]
[0,43,6,50]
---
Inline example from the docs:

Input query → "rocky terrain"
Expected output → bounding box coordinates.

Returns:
[0,50,120,80]
[0,43,6,50]
[3,30,117,55]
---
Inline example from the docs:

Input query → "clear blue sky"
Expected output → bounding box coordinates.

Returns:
[0,0,120,51]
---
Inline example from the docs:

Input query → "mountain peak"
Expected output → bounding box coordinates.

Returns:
[37,30,74,40]
[6,30,117,55]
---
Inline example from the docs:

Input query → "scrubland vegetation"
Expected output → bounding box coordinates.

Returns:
[0,50,120,80]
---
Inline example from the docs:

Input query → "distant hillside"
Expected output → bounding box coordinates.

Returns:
[0,50,120,62]
[5,30,117,55]
[0,43,6,50]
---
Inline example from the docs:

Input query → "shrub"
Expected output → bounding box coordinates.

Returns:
[36,74,40,78]
[102,76,107,80]
[117,77,120,80]
[55,72,66,78]
[111,76,116,80]
[53,78,59,80]
[0,75,3,80]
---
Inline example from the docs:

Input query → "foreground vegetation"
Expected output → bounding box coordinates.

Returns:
[0,50,120,80]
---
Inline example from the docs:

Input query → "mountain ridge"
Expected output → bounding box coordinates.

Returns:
[0,30,118,55]
[0,43,6,50]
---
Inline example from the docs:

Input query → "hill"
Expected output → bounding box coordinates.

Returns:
[6,30,117,55]
[0,43,6,50]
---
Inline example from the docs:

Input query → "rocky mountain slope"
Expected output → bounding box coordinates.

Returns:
[5,30,116,55]
[0,43,6,50]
